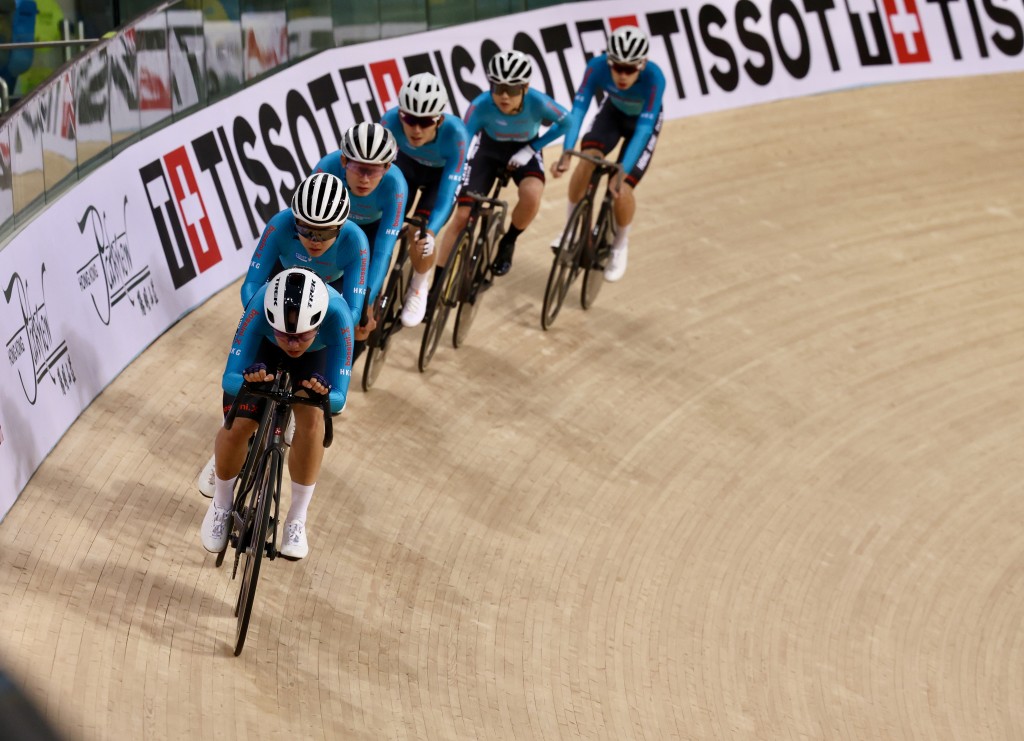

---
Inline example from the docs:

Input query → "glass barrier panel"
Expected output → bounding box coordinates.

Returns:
[289,0,334,61]
[11,97,44,219]
[40,69,78,198]
[0,120,14,238]
[426,0,471,30]
[204,17,243,102]
[241,8,288,83]
[475,0,527,20]
[333,0,381,46]
[380,0,427,39]
[167,7,207,117]
[75,44,112,171]
[109,28,141,149]
[134,13,173,130]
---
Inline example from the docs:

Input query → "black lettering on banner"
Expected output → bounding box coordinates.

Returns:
[575,19,607,62]
[926,0,963,59]
[737,0,774,85]
[339,66,380,124]
[680,8,710,95]
[308,73,344,147]
[451,46,483,104]
[540,24,576,98]
[234,116,277,224]
[847,1,892,66]
[286,89,327,174]
[513,32,556,97]
[140,159,195,289]
[259,103,301,206]
[647,10,688,98]
[963,0,989,57]
[772,0,811,78]
[803,0,841,71]
[700,5,740,92]
[217,126,259,240]
[480,38,501,74]
[983,0,1023,56]
[432,50,462,118]
[192,130,244,253]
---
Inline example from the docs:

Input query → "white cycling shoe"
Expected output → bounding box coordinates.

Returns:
[401,285,428,327]
[201,501,231,552]
[604,244,628,282]
[279,520,309,560]
[196,454,216,498]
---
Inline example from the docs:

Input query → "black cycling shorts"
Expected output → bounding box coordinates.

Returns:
[457,132,544,206]
[581,99,663,188]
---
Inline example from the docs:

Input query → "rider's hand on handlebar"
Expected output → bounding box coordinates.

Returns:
[551,152,571,178]
[301,373,331,398]
[354,313,377,340]
[243,363,275,383]
[608,168,626,199]
[417,231,435,258]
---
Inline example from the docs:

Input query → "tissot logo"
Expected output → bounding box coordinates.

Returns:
[76,198,159,323]
[3,266,77,405]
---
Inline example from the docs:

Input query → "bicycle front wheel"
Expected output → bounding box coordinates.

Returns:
[582,201,614,310]
[419,230,470,372]
[234,447,279,655]
[542,200,589,330]
[362,267,404,392]
[454,220,500,348]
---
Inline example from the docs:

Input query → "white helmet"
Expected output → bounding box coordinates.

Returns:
[486,50,533,85]
[291,172,349,228]
[264,268,328,335]
[341,122,397,165]
[607,26,650,65]
[398,73,448,117]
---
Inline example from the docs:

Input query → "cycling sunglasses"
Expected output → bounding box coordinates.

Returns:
[490,82,526,97]
[345,160,388,178]
[608,61,642,75]
[295,222,340,242]
[399,111,441,128]
[273,327,318,344]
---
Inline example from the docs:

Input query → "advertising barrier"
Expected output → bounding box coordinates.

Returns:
[1,0,1022,516]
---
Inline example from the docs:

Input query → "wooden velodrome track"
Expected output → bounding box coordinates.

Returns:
[1,72,1022,740]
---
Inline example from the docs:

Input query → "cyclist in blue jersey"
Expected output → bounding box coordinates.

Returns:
[314,122,407,359]
[241,172,369,322]
[552,26,665,283]
[200,268,354,561]
[440,50,569,277]
[197,172,365,500]
[381,72,468,327]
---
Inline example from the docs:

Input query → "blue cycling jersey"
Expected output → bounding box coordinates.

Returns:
[381,107,468,234]
[464,88,569,151]
[241,208,369,321]
[314,152,408,315]
[562,54,666,173]
[224,285,353,414]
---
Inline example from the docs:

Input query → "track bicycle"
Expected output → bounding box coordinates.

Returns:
[541,150,622,331]
[451,168,511,348]
[217,369,333,655]
[361,215,426,391]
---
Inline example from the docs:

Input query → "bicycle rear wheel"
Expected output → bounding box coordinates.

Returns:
[419,230,470,372]
[234,447,280,655]
[582,201,614,310]
[542,200,589,330]
[454,219,500,348]
[362,266,404,391]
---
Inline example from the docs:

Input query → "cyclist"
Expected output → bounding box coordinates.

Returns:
[552,25,665,283]
[381,72,468,327]
[440,50,569,277]
[197,172,366,498]
[313,122,408,360]
[200,268,354,560]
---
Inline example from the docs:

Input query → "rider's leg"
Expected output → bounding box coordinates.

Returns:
[201,415,258,551]
[605,183,636,283]
[493,176,543,276]
[437,204,471,267]
[279,403,327,559]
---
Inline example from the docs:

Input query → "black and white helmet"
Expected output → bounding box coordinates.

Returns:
[264,268,329,335]
[607,26,650,65]
[341,122,397,165]
[291,172,349,228]
[486,50,533,86]
[398,73,448,117]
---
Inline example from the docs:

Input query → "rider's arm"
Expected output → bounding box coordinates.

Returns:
[240,210,290,307]
[365,169,409,314]
[529,91,570,151]
[222,291,269,396]
[312,150,343,178]
[619,63,666,173]
[560,57,602,153]
[321,293,354,414]
[337,222,370,320]
[426,118,469,235]
[462,92,490,139]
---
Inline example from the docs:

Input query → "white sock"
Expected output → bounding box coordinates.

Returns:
[567,200,575,220]
[410,269,431,293]
[287,482,316,524]
[613,223,631,251]
[213,476,236,510]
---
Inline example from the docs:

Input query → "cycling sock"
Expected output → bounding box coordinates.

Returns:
[410,269,430,293]
[502,225,523,245]
[613,223,631,250]
[213,476,236,510]
[287,482,316,524]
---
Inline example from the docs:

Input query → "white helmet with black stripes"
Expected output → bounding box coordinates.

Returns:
[486,50,533,86]
[607,26,650,65]
[291,172,349,228]
[398,73,448,117]
[341,122,397,165]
